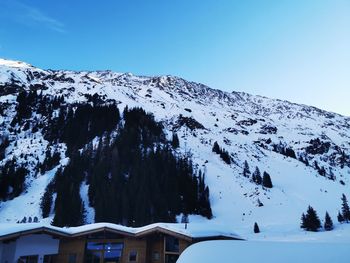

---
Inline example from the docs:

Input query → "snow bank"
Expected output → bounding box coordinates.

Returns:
[177,240,350,263]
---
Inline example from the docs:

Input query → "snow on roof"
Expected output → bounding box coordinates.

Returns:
[0,222,242,241]
[0,223,67,239]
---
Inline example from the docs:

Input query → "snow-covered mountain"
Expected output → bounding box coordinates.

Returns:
[0,58,349,240]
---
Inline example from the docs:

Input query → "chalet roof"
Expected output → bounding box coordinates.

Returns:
[0,222,243,242]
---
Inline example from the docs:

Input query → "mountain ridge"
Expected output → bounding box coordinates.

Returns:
[2,57,349,122]
[0,58,349,240]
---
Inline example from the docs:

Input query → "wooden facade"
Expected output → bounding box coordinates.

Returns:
[53,230,190,263]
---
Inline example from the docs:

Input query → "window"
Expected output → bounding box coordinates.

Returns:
[152,251,160,261]
[85,242,124,263]
[68,253,77,263]
[164,236,180,263]
[18,255,38,263]
[87,242,104,250]
[165,254,179,263]
[43,255,57,263]
[165,236,179,253]
[86,251,101,263]
[129,251,137,262]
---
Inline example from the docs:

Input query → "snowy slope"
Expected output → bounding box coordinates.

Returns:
[0,58,350,240]
[178,239,350,263]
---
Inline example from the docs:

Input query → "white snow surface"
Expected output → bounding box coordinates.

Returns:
[80,180,95,224]
[177,239,350,263]
[0,58,33,68]
[0,59,350,242]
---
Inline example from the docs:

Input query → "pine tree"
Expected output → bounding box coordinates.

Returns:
[252,167,262,185]
[220,149,231,165]
[0,137,9,161]
[46,106,214,227]
[300,213,306,229]
[198,186,213,219]
[242,160,251,178]
[341,194,350,222]
[257,198,264,207]
[304,157,309,166]
[318,166,326,176]
[313,160,320,171]
[252,174,256,184]
[308,206,321,231]
[301,206,321,232]
[171,133,180,148]
[254,167,262,185]
[181,214,189,224]
[285,147,296,159]
[51,160,85,227]
[0,159,27,200]
[262,171,273,188]
[211,141,230,164]
[254,222,260,233]
[324,212,333,231]
[16,91,32,121]
[212,141,220,154]
[41,187,53,218]
[339,150,348,169]
[338,211,344,223]
[256,171,262,185]
[298,155,304,163]
[328,168,335,181]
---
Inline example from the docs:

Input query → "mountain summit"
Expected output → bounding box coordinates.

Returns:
[0,59,349,239]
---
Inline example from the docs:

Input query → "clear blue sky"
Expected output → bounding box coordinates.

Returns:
[1,0,349,115]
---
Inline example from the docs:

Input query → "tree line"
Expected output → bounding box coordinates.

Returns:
[242,161,273,188]
[301,194,350,232]
[41,107,212,227]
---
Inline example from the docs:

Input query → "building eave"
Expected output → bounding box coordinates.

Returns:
[70,226,135,238]
[0,227,69,242]
[136,226,193,242]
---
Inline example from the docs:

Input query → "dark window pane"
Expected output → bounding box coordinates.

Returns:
[68,253,77,263]
[104,249,122,262]
[29,256,38,263]
[165,236,179,253]
[93,251,101,263]
[86,251,102,263]
[165,254,179,263]
[85,242,123,263]
[43,255,57,263]
[152,251,160,261]
[43,255,50,263]
[129,251,137,261]
[19,255,39,263]
[87,242,104,250]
